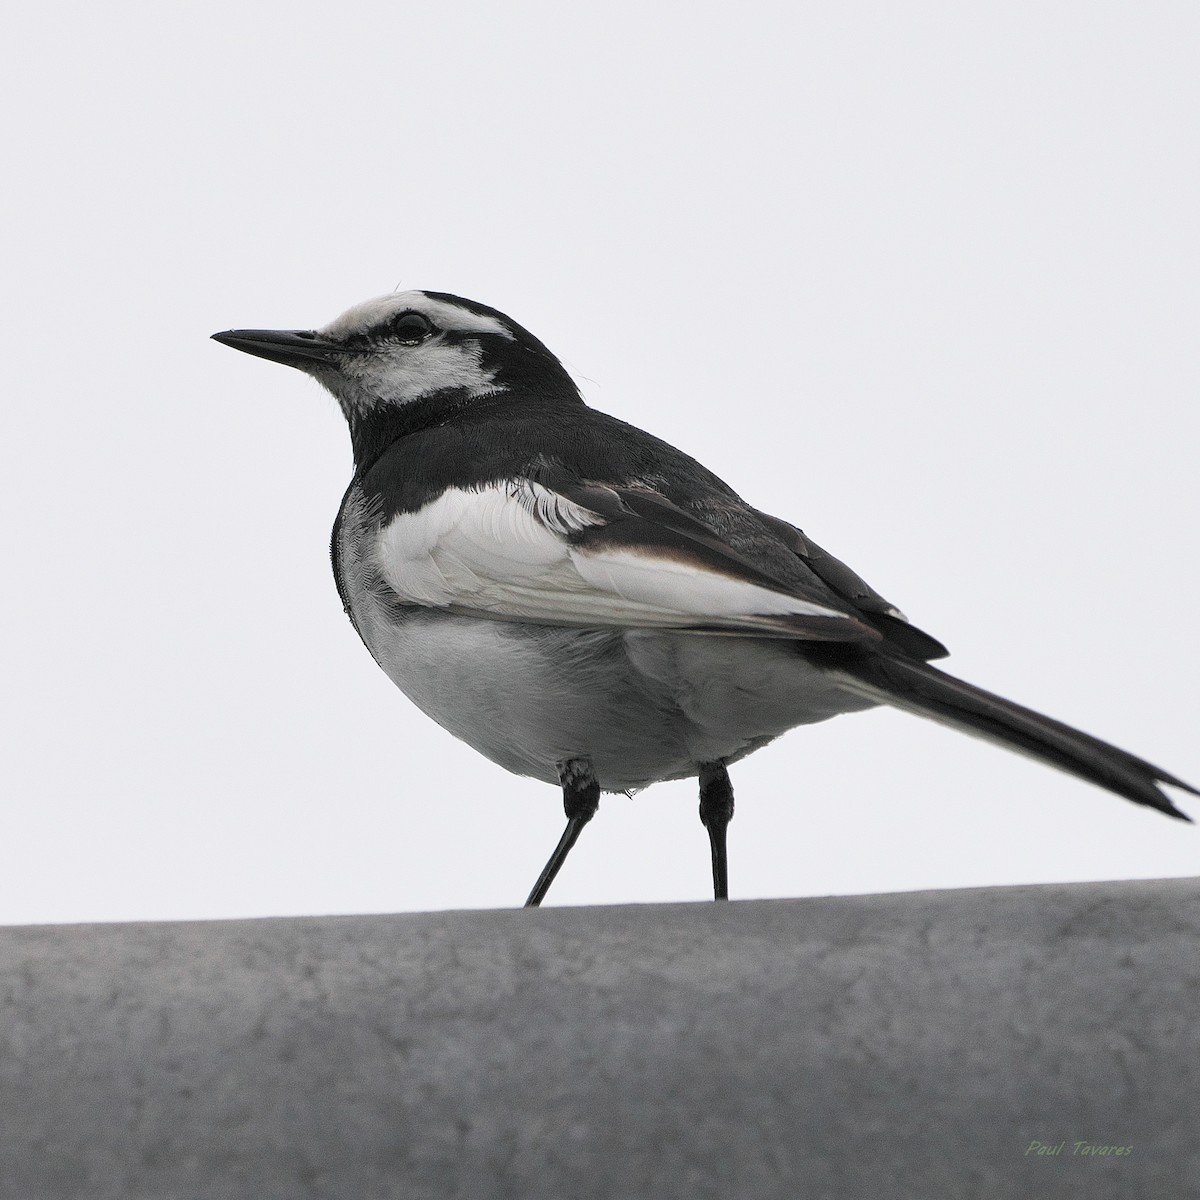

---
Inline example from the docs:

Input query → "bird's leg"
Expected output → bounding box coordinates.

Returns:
[524,758,600,908]
[699,761,735,901]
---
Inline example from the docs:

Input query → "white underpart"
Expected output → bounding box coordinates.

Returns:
[320,291,514,341]
[337,485,879,789]
[373,482,852,632]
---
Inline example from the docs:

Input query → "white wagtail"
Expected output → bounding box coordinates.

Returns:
[213,291,1195,905]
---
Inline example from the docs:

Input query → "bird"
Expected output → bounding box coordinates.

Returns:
[212,290,1195,906]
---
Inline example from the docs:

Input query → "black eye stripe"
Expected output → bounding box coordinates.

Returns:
[390,311,434,344]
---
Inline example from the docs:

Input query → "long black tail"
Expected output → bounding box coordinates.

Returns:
[824,649,1196,820]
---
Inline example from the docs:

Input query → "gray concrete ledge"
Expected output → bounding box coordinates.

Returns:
[2,879,1198,1200]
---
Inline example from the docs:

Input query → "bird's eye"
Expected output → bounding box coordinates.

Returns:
[390,312,434,344]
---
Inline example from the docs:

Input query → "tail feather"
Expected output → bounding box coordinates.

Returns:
[824,650,1196,821]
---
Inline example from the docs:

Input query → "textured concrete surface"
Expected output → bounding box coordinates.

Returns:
[2,878,1197,1200]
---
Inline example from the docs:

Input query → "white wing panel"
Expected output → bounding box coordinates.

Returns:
[374,483,854,633]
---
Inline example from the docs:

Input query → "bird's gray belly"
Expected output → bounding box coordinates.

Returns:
[351,599,877,792]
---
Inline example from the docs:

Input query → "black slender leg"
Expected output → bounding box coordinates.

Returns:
[699,761,734,901]
[525,758,601,908]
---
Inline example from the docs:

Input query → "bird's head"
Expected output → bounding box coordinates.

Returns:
[213,290,582,437]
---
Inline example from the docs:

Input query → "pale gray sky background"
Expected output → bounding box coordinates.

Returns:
[2,3,1197,923]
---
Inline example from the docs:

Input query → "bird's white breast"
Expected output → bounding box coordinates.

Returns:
[336,486,877,790]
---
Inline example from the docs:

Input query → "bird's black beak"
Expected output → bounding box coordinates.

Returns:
[211,328,341,370]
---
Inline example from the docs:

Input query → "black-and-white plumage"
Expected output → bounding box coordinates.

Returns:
[213,290,1194,904]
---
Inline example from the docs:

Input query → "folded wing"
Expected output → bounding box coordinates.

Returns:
[373,480,882,643]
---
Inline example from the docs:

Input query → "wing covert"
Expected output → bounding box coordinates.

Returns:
[372,480,881,643]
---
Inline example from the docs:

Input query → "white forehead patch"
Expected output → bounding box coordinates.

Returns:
[320,291,514,341]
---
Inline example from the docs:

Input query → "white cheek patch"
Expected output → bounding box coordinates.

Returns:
[345,340,503,406]
[373,483,854,634]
